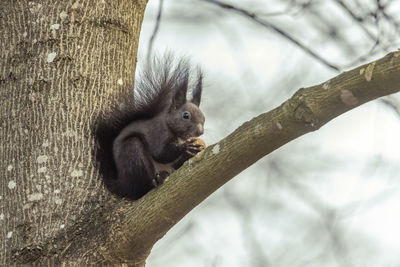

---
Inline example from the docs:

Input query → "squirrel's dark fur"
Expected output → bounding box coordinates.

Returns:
[94,55,205,200]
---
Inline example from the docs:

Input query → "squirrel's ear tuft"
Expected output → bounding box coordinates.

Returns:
[171,66,189,109]
[192,70,202,107]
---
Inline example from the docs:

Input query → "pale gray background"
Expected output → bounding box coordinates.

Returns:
[137,1,400,266]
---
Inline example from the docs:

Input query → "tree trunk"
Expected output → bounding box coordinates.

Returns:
[0,1,147,265]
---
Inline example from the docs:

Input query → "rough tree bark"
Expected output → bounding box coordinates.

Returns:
[0,0,146,266]
[1,1,400,267]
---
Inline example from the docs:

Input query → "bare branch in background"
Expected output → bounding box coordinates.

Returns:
[381,97,400,117]
[256,0,313,17]
[343,39,381,68]
[147,0,164,63]
[199,0,399,70]
[201,0,341,71]
[335,0,378,42]
[224,191,271,267]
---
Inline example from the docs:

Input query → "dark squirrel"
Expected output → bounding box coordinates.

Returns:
[94,56,205,200]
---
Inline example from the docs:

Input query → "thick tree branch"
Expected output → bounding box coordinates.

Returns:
[99,51,400,263]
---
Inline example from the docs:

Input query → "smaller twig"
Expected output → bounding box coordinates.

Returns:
[147,0,164,63]
[334,0,378,42]
[343,38,380,68]
[201,0,340,71]
[381,97,400,117]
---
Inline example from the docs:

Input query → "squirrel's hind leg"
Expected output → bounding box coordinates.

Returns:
[113,136,157,200]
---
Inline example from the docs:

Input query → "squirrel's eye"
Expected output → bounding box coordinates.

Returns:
[182,111,191,120]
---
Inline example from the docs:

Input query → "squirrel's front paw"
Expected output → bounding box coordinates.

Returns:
[152,171,170,187]
[184,137,206,156]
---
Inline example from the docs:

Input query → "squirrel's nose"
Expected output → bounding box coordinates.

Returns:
[196,123,204,136]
